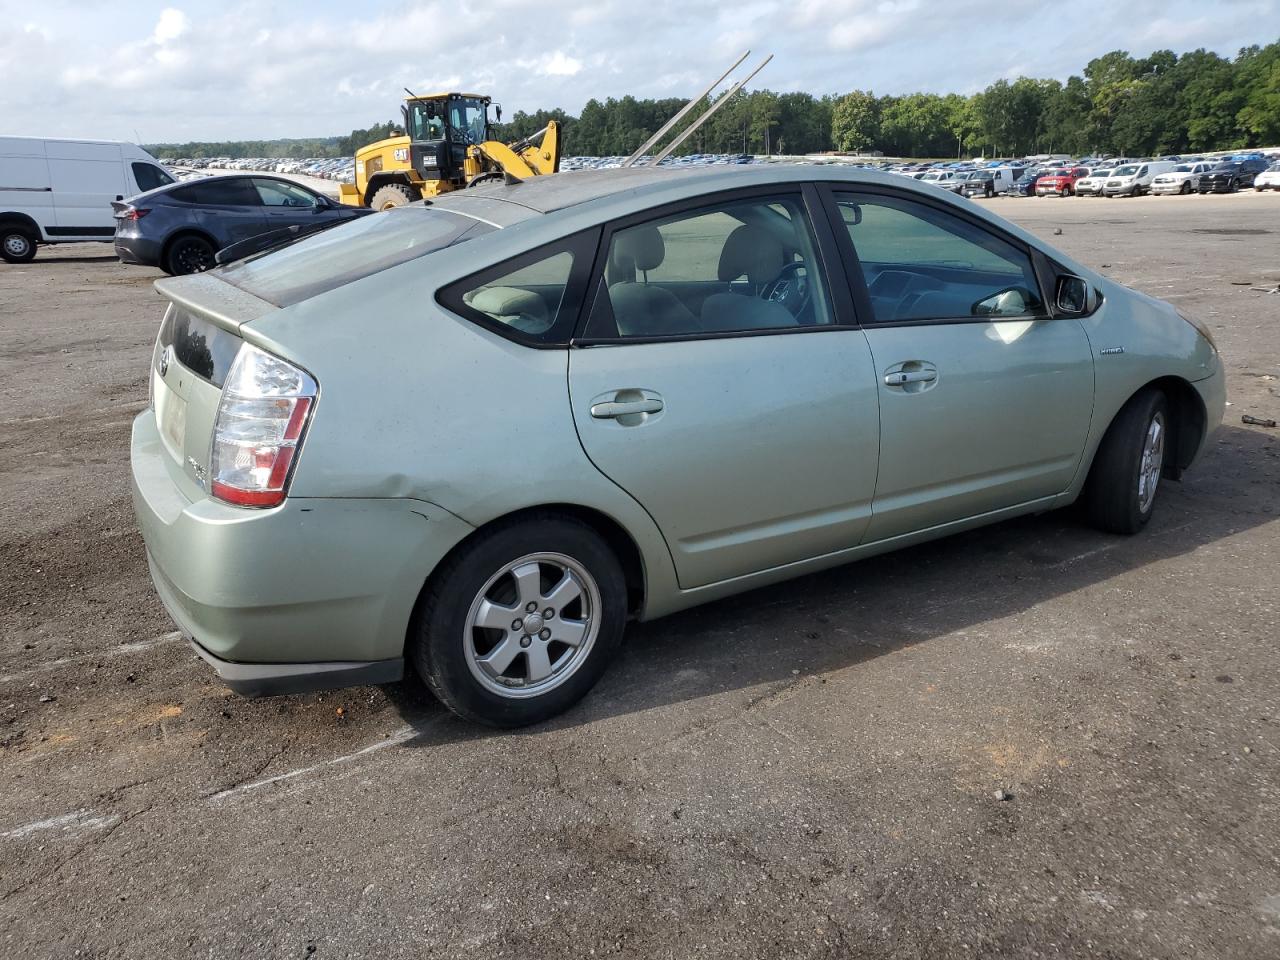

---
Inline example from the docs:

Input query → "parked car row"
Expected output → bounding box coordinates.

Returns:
[995,155,1277,199]
[172,156,357,183]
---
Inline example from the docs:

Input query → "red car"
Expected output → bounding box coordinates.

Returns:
[1036,167,1091,196]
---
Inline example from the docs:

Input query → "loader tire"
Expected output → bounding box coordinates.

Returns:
[370,183,419,210]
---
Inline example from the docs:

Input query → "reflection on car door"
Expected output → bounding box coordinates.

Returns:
[185,177,269,246]
[252,178,338,230]
[569,191,881,589]
[830,189,1095,542]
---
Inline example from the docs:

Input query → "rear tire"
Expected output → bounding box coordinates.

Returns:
[164,234,215,275]
[369,182,419,210]
[410,515,627,727]
[1082,389,1169,535]
[0,225,37,264]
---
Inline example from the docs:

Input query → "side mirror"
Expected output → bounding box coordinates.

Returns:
[494,103,502,122]
[1055,275,1095,316]
[840,203,862,226]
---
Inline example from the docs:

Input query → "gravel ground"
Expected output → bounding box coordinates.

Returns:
[1,190,1278,959]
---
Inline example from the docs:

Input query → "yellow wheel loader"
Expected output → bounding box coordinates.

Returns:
[338,93,560,209]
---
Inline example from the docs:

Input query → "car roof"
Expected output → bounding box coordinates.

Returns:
[430,164,927,225]
[127,172,321,204]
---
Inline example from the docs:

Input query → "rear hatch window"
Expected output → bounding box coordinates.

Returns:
[216,206,495,307]
[151,307,244,500]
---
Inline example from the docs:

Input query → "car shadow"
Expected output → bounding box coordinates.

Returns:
[384,424,1277,744]
[20,255,121,265]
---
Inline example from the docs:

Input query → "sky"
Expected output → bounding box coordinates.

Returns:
[1,0,1274,143]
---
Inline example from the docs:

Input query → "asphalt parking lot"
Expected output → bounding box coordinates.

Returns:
[2,191,1278,959]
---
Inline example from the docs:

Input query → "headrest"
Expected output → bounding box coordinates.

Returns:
[613,225,666,273]
[718,224,785,286]
[465,285,548,322]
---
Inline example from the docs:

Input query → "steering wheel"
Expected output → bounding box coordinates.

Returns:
[760,261,811,319]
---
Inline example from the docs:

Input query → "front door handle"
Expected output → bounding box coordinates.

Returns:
[884,370,937,386]
[590,398,664,419]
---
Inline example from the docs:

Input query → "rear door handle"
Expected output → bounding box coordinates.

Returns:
[884,370,937,386]
[590,398,664,419]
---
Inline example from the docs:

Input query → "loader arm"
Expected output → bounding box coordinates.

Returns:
[473,122,561,179]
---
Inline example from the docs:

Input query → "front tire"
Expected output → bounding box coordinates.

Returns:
[1181,181,1192,195]
[1082,389,1169,535]
[0,225,37,264]
[410,516,627,727]
[369,182,419,210]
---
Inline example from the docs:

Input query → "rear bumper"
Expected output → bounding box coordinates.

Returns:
[186,632,403,697]
[114,235,162,266]
[130,410,475,690]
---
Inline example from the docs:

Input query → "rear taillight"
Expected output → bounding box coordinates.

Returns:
[115,207,150,220]
[210,344,317,508]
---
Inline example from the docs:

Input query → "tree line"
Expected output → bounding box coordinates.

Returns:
[149,42,1278,161]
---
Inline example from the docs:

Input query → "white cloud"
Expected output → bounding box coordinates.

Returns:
[543,51,583,76]
[152,8,188,44]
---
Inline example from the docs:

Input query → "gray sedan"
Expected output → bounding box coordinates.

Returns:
[130,165,1225,726]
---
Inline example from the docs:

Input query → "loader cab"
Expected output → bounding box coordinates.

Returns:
[404,94,492,183]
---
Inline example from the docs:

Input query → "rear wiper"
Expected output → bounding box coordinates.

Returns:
[215,219,347,266]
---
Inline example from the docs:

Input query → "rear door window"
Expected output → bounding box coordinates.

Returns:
[582,194,834,338]
[175,178,262,206]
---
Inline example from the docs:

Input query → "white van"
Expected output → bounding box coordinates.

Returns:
[1102,160,1178,197]
[1,137,174,263]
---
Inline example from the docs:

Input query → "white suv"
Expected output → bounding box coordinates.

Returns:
[1151,162,1214,195]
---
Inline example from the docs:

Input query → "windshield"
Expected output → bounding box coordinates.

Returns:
[1113,165,1138,176]
[218,207,494,307]
[1171,164,1192,172]
[973,171,994,180]
[407,102,446,141]
[449,98,488,144]
[1212,162,1241,171]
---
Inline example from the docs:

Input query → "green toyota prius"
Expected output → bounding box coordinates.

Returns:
[130,165,1225,726]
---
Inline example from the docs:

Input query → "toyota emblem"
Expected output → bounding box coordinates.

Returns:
[158,345,172,377]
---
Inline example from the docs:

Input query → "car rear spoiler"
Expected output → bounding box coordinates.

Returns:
[153,273,278,335]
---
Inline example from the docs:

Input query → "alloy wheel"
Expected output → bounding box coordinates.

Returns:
[173,239,213,273]
[1137,411,1165,514]
[463,552,601,699]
